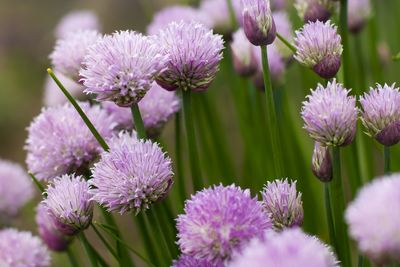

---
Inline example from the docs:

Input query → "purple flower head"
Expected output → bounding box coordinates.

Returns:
[311,142,332,182]
[80,31,169,107]
[172,255,214,267]
[230,28,258,77]
[90,132,173,215]
[0,159,34,219]
[156,21,224,92]
[36,203,72,252]
[271,0,286,10]
[55,10,100,39]
[261,178,303,230]
[348,0,371,33]
[0,228,50,267]
[229,228,338,267]
[241,0,276,46]
[50,30,100,82]
[147,5,212,35]
[177,184,272,265]
[359,83,400,146]
[295,0,336,23]
[273,11,293,58]
[301,79,358,146]
[346,174,400,265]
[25,102,115,181]
[295,20,342,79]
[43,71,84,107]
[42,174,93,236]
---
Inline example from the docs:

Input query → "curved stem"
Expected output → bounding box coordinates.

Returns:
[131,103,147,139]
[79,232,99,267]
[384,146,390,174]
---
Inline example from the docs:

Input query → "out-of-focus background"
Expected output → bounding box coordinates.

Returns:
[1,0,400,266]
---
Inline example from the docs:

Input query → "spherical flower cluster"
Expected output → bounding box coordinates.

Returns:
[147,5,212,35]
[230,29,258,77]
[25,102,115,181]
[90,132,173,214]
[273,11,293,58]
[295,0,336,23]
[261,179,303,230]
[0,228,50,267]
[229,228,338,267]
[177,184,272,265]
[81,31,169,107]
[301,79,358,147]
[348,0,371,33]
[42,174,94,236]
[241,0,276,46]
[36,203,71,252]
[55,10,100,39]
[172,255,214,267]
[156,21,224,92]
[359,83,400,146]
[294,20,342,79]
[103,83,180,136]
[311,142,332,182]
[50,30,101,81]
[346,174,400,264]
[43,72,84,106]
[0,159,34,218]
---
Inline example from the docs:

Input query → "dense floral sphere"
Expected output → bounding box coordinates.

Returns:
[43,72,84,107]
[90,132,174,214]
[177,184,272,266]
[301,79,358,147]
[25,102,114,181]
[80,31,169,106]
[55,10,100,39]
[0,228,50,267]
[0,159,34,219]
[229,228,338,267]
[346,174,400,264]
[156,21,224,92]
[359,83,400,146]
[42,174,94,236]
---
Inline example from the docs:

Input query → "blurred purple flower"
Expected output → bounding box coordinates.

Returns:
[230,28,258,77]
[55,10,100,39]
[252,43,285,87]
[295,0,336,23]
[348,0,371,33]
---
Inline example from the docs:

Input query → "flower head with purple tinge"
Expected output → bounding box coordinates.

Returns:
[348,0,371,33]
[50,30,101,81]
[273,11,293,57]
[55,10,100,39]
[0,159,34,219]
[311,142,332,182]
[147,5,212,35]
[42,174,93,236]
[0,228,50,267]
[294,20,342,79]
[156,21,224,92]
[230,28,258,77]
[229,228,339,267]
[36,203,71,252]
[43,72,84,106]
[346,174,400,265]
[80,31,169,107]
[359,83,400,146]
[271,0,286,10]
[241,0,276,46]
[172,254,214,267]
[103,83,180,136]
[295,0,335,23]
[261,179,303,230]
[301,79,357,146]
[90,132,173,215]
[177,184,272,266]
[25,102,115,181]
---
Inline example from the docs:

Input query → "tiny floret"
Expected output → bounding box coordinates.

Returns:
[230,28,258,77]
[90,132,174,214]
[311,142,332,182]
[80,31,169,106]
[55,10,100,39]
[156,21,224,92]
[301,79,358,146]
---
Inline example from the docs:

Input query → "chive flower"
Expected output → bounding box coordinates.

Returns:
[348,0,371,34]
[294,0,335,23]
[172,255,214,267]
[55,10,100,39]
[230,28,258,77]
[311,142,332,182]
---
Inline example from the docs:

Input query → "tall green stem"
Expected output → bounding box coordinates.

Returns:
[339,0,350,88]
[131,104,146,139]
[226,0,238,29]
[260,46,283,177]
[324,183,336,249]
[182,90,204,191]
[66,247,80,267]
[79,232,99,267]
[175,113,186,203]
[134,214,161,267]
[331,147,351,266]
[384,146,390,174]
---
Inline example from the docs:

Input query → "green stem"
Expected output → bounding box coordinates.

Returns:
[28,172,45,194]
[226,0,238,30]
[79,232,99,267]
[47,68,109,151]
[134,214,161,267]
[276,33,296,53]
[66,247,80,267]
[131,103,147,139]
[358,255,365,267]
[182,90,204,191]
[324,183,337,249]
[331,147,351,266]
[339,0,351,88]
[175,112,186,203]
[148,208,174,260]
[260,46,283,177]
[91,224,119,260]
[384,146,390,174]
